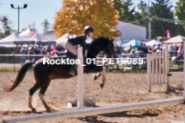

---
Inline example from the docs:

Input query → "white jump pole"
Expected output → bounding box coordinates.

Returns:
[77,46,84,108]
[2,97,184,123]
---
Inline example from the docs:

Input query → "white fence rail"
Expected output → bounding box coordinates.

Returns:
[147,48,170,92]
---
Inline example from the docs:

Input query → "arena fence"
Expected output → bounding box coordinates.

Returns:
[147,48,170,92]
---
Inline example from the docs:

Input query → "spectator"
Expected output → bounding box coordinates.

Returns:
[175,43,184,63]
[28,47,34,61]
[152,44,156,50]
[174,44,178,51]
[137,43,143,54]
[142,44,148,54]
[177,43,184,57]
[129,49,138,58]
[55,45,67,57]
[128,45,132,54]
[20,46,27,64]
[156,44,162,51]
[114,44,121,57]
[34,47,40,61]
[171,44,177,52]
[148,47,153,54]
[46,46,51,55]
[34,47,40,54]
[42,47,47,55]
[51,44,56,55]
[167,44,171,52]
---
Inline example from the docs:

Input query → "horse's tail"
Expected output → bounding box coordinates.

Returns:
[4,61,33,92]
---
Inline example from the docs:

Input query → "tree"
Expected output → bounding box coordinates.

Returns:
[113,0,135,21]
[150,0,176,38]
[134,0,147,25]
[0,16,12,37]
[53,0,119,38]
[175,0,185,32]
[42,19,50,33]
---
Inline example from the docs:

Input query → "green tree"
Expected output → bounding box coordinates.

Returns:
[134,0,147,25]
[42,19,50,33]
[0,16,12,37]
[113,0,135,21]
[150,0,176,38]
[175,0,185,34]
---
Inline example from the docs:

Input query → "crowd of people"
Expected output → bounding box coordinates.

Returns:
[20,44,67,64]
[19,42,184,64]
[114,42,184,59]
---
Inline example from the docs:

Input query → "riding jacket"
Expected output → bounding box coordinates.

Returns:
[68,34,93,57]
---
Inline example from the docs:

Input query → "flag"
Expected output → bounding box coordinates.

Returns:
[30,29,35,37]
[166,30,170,38]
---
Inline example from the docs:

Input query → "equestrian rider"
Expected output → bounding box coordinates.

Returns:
[63,26,94,75]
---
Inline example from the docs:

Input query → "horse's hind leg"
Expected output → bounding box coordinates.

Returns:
[29,83,40,112]
[38,80,53,112]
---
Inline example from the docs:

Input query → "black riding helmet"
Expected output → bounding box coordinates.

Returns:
[84,26,94,35]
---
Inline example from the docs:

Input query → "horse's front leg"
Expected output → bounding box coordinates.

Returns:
[100,71,106,88]
[94,72,101,81]
[94,71,106,88]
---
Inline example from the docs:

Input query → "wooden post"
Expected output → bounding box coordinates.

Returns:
[77,46,84,108]
[152,53,154,85]
[183,41,185,100]
[156,52,159,84]
[147,54,151,92]
[159,51,162,83]
[165,48,170,91]
[162,50,165,85]
[183,41,185,123]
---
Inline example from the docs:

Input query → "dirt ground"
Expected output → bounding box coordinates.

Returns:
[0,72,184,123]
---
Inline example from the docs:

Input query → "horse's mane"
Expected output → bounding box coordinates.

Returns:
[87,37,112,58]
[91,37,110,45]
[89,37,111,50]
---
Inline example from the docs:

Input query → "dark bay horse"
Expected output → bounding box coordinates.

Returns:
[4,37,115,112]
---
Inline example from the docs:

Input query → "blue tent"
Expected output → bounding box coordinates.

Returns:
[120,39,141,48]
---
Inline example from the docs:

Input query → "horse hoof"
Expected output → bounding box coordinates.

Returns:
[32,108,36,112]
[94,76,97,81]
[46,107,55,112]
[100,84,104,88]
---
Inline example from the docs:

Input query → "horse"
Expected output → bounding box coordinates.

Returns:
[4,37,116,112]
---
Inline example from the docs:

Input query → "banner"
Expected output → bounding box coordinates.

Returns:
[166,30,170,38]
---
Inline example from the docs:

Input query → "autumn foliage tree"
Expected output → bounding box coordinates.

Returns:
[53,0,119,38]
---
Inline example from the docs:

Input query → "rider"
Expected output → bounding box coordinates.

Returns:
[63,26,94,76]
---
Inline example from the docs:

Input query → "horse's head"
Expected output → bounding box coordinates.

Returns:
[87,37,116,58]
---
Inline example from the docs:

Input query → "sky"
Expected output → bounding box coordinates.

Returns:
[0,0,179,34]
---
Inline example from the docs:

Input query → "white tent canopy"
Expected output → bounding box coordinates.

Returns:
[0,32,27,45]
[29,33,50,42]
[19,29,35,38]
[56,33,71,45]
[164,35,185,43]
[43,31,57,41]
[145,39,162,46]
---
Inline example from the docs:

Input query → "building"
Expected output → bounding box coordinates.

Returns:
[114,20,147,44]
